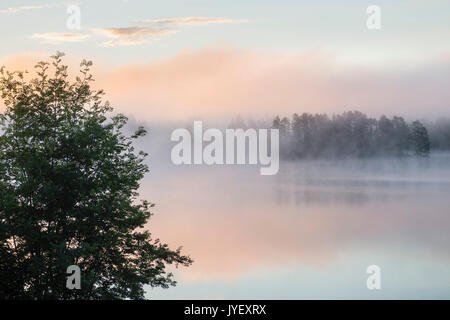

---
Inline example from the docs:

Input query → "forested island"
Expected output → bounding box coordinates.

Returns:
[265,111,449,159]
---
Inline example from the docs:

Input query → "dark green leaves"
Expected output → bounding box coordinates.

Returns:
[0,53,192,300]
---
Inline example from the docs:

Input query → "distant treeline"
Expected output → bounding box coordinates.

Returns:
[267,111,439,159]
[426,118,450,151]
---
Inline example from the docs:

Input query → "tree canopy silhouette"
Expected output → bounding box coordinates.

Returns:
[272,111,431,159]
[0,52,192,299]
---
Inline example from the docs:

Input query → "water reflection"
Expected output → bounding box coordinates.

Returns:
[143,153,450,298]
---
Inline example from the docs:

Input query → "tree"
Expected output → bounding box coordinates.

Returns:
[0,52,192,300]
[377,115,395,155]
[272,116,281,131]
[279,117,291,137]
[391,116,410,156]
[427,118,450,150]
[411,120,430,157]
[274,111,433,159]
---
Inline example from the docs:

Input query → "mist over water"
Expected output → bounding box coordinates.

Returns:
[127,122,450,299]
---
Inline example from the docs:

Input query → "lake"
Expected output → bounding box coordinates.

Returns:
[137,131,450,299]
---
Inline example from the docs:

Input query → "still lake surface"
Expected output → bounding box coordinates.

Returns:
[138,138,450,299]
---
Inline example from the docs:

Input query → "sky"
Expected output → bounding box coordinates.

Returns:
[1,0,450,121]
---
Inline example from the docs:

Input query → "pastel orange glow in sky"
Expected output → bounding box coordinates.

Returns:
[98,48,450,120]
[1,0,450,120]
[2,47,450,121]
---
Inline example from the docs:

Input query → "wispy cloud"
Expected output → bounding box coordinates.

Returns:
[94,17,241,47]
[91,16,243,47]
[31,32,91,44]
[94,26,176,47]
[26,13,243,47]
[0,3,62,14]
[141,17,240,26]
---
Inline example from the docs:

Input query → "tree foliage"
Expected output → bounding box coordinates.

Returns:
[272,111,431,159]
[0,52,192,299]
[423,118,450,151]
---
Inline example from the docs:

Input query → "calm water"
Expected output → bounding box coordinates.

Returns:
[139,138,450,299]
